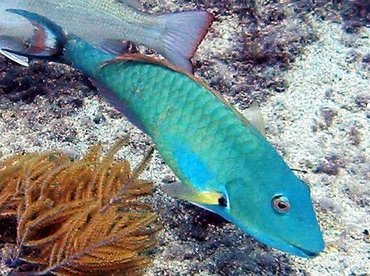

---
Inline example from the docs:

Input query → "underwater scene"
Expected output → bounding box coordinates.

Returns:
[0,0,369,275]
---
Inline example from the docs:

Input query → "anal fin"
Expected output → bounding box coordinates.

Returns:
[117,0,142,9]
[0,48,29,67]
[99,39,130,55]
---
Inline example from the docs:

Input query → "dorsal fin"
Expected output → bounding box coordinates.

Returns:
[102,53,190,74]
[101,54,263,130]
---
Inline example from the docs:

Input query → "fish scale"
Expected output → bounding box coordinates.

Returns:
[96,61,266,192]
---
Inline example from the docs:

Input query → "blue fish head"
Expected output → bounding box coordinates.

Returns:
[204,162,325,258]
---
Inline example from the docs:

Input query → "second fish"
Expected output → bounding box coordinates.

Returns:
[0,0,214,72]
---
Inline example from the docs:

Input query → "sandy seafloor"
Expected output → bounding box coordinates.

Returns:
[0,1,369,276]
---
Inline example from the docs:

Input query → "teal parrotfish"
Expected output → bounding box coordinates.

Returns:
[0,0,214,72]
[2,9,325,258]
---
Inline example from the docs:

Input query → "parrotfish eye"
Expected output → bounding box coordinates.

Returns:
[272,195,290,214]
[218,195,228,207]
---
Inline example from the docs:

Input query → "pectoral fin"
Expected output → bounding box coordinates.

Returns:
[162,182,222,205]
[117,0,142,9]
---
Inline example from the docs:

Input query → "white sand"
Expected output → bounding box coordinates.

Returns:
[262,20,369,275]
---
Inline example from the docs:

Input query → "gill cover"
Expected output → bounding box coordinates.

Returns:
[3,9,66,59]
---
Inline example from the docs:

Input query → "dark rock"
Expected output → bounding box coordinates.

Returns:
[349,126,361,146]
[355,94,369,109]
[321,107,337,128]
[93,113,106,124]
[314,155,343,175]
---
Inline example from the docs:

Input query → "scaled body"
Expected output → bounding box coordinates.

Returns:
[66,38,325,258]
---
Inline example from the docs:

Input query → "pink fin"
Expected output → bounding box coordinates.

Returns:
[157,10,214,73]
[103,53,195,79]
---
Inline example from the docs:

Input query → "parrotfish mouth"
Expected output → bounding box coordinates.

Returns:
[290,244,320,258]
[241,224,324,258]
[262,239,322,258]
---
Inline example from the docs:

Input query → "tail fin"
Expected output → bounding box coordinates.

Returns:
[3,9,66,60]
[157,10,214,73]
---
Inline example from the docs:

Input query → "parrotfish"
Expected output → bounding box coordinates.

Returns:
[2,10,325,258]
[0,0,214,71]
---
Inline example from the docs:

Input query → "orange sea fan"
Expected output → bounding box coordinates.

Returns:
[0,139,159,275]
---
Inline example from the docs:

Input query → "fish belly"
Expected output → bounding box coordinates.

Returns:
[97,62,270,191]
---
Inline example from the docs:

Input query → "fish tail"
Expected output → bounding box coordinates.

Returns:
[157,10,214,73]
[2,9,66,60]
